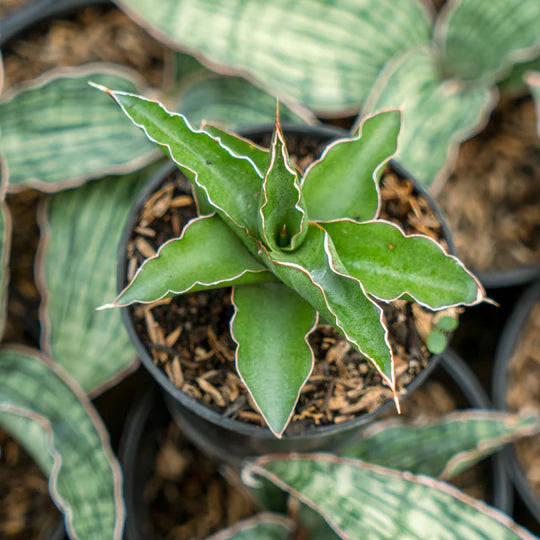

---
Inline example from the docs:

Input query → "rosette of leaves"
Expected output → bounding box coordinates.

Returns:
[97,85,485,437]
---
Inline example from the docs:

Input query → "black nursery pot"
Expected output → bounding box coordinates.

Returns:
[118,124,458,464]
[493,280,540,522]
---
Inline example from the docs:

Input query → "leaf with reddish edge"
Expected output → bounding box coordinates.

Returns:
[205,513,293,540]
[302,110,401,222]
[106,214,273,308]
[258,115,308,252]
[231,283,318,437]
[0,347,124,540]
[322,219,485,309]
[245,453,536,540]
[261,223,394,391]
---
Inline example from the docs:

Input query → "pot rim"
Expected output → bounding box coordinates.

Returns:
[117,122,456,441]
[492,280,540,522]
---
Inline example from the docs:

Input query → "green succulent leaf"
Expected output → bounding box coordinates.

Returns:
[231,283,317,437]
[206,513,293,540]
[258,119,308,252]
[527,71,540,136]
[246,454,534,540]
[302,110,400,222]
[499,58,540,96]
[95,87,263,249]
[426,330,448,354]
[0,65,158,192]
[109,214,272,308]
[363,48,496,188]
[322,220,484,309]
[437,315,459,332]
[344,410,539,479]
[262,224,393,387]
[38,164,162,394]
[116,0,432,113]
[0,201,11,340]
[0,347,124,539]
[436,0,540,83]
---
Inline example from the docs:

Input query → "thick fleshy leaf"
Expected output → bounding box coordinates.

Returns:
[262,224,393,386]
[436,0,540,83]
[117,0,432,114]
[206,514,293,540]
[527,72,540,136]
[109,214,272,308]
[258,120,307,252]
[0,65,158,192]
[37,164,162,394]
[95,87,263,248]
[0,201,11,340]
[177,71,316,129]
[231,283,317,437]
[323,220,484,309]
[302,110,400,222]
[246,454,535,539]
[0,347,124,539]
[363,48,496,188]
[499,58,540,95]
[344,410,539,479]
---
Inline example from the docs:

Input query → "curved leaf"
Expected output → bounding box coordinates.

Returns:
[302,110,400,221]
[206,513,293,540]
[527,71,540,136]
[436,0,540,83]
[231,283,317,437]
[362,48,496,188]
[343,410,540,479]
[323,220,485,309]
[0,64,158,192]
[37,164,162,395]
[109,214,272,308]
[117,0,432,113]
[0,347,124,540]
[499,58,540,96]
[246,454,535,539]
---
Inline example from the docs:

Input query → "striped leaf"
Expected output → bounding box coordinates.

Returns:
[246,454,535,539]
[37,164,162,395]
[436,0,540,83]
[344,410,540,479]
[231,283,317,437]
[206,514,293,540]
[0,347,124,540]
[117,0,432,113]
[363,48,496,187]
[527,72,540,136]
[0,64,159,192]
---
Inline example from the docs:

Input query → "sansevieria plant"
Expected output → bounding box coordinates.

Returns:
[96,84,485,437]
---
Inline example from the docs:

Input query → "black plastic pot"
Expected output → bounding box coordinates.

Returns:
[118,123,459,464]
[477,266,540,290]
[493,280,540,523]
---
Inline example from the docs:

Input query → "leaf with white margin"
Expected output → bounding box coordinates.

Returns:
[231,283,317,437]
[37,164,162,395]
[436,0,540,83]
[108,214,273,308]
[0,64,159,193]
[527,72,540,136]
[362,48,497,189]
[302,110,400,222]
[0,346,124,540]
[205,513,293,540]
[343,410,540,479]
[261,224,394,388]
[245,453,535,540]
[322,220,485,309]
[93,87,263,250]
[258,118,307,252]
[116,0,432,114]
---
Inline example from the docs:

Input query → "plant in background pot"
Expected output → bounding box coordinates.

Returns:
[96,84,485,449]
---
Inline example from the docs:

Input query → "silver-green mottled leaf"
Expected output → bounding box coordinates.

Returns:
[38,164,162,395]
[436,0,540,83]
[0,65,158,192]
[231,283,317,437]
[247,454,535,539]
[206,513,293,540]
[111,214,272,307]
[117,0,432,113]
[0,347,124,540]
[322,220,484,309]
[344,410,540,479]
[302,110,400,221]
[527,71,540,136]
[363,48,496,188]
